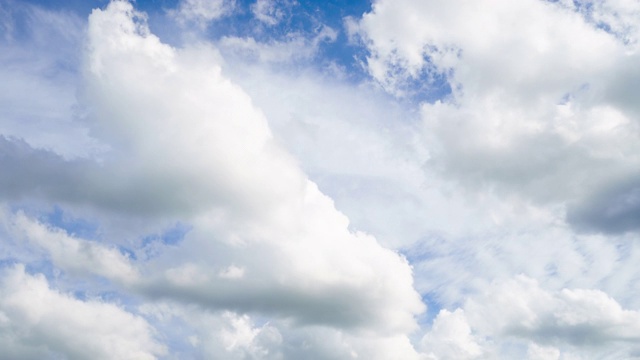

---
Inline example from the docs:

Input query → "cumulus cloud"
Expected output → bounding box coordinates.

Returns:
[351,0,640,236]
[142,301,426,360]
[6,0,640,358]
[80,0,424,335]
[418,275,640,358]
[0,264,165,360]
[0,0,432,356]
[465,276,640,345]
[4,211,138,283]
[143,305,284,359]
[421,309,483,360]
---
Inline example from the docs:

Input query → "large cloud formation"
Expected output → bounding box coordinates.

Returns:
[0,1,425,358]
[352,0,640,231]
[3,0,640,358]
[347,0,640,358]
[0,265,165,360]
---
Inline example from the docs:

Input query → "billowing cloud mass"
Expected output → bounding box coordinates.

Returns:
[0,265,165,360]
[2,0,640,358]
[352,0,640,212]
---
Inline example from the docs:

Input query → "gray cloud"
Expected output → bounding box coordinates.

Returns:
[0,136,221,216]
[568,176,640,234]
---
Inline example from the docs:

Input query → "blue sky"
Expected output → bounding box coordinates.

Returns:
[2,0,640,359]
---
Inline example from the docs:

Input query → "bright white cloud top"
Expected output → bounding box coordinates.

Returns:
[1,0,640,358]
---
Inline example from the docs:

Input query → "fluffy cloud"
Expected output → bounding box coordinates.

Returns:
[351,0,640,236]
[419,275,640,359]
[421,309,483,360]
[0,1,428,355]
[0,0,432,356]
[5,0,640,358]
[81,1,423,335]
[465,276,640,345]
[142,301,426,360]
[0,264,165,360]
[4,211,138,283]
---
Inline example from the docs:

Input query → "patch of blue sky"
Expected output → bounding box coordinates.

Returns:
[289,0,372,77]
[118,245,138,261]
[23,261,141,310]
[25,0,170,18]
[1,0,83,79]
[417,293,443,326]
[94,288,138,306]
[205,0,373,80]
[141,221,192,247]
[0,1,30,40]
[0,258,19,270]
[402,67,452,105]
[12,0,107,16]
[133,0,180,13]
[6,203,98,241]
[399,234,447,264]
[396,271,443,326]
[41,205,100,240]
[70,287,120,304]
[23,257,60,283]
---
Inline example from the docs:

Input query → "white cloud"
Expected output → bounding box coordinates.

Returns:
[218,25,338,64]
[421,309,483,360]
[354,0,623,96]
[465,275,640,357]
[216,59,445,249]
[251,0,291,26]
[0,1,430,355]
[351,0,640,235]
[7,0,640,358]
[218,264,245,279]
[78,0,426,336]
[0,264,165,360]
[141,301,427,359]
[527,344,560,360]
[4,211,138,284]
[567,0,640,45]
[416,275,640,358]
[171,0,235,27]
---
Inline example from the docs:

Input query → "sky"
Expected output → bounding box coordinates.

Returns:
[1,0,640,358]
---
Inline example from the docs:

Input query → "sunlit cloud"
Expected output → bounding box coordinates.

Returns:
[2,0,640,358]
